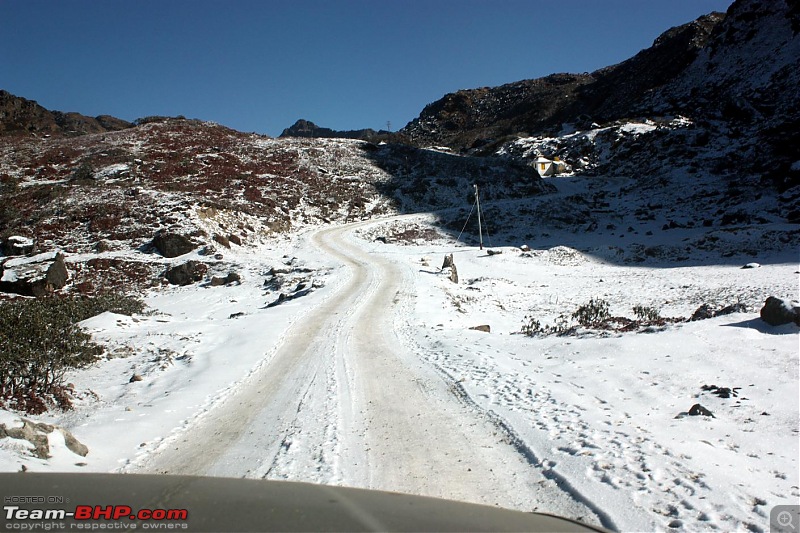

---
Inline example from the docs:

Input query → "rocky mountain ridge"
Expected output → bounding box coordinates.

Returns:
[401,0,799,187]
[0,90,132,137]
[280,118,391,141]
[400,11,726,151]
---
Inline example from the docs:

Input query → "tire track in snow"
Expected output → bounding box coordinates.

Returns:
[130,224,373,480]
[133,217,604,524]
[323,220,606,520]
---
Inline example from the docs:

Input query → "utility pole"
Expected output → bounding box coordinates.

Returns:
[474,184,483,250]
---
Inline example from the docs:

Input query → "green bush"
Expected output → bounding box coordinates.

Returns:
[0,294,145,414]
[572,298,610,327]
[521,316,542,337]
[522,300,681,339]
[521,313,573,337]
[633,305,661,322]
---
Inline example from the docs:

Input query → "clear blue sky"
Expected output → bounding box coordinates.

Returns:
[1,0,732,136]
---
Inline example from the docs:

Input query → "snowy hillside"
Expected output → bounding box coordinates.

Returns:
[0,117,545,295]
[1,159,797,531]
[1,1,798,531]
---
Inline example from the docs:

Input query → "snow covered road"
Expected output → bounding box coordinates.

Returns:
[132,218,602,523]
[7,209,794,532]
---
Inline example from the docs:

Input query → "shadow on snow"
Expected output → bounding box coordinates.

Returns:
[360,143,799,268]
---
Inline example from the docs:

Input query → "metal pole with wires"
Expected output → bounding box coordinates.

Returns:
[474,184,483,250]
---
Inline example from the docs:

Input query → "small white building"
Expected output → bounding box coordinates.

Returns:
[533,156,570,177]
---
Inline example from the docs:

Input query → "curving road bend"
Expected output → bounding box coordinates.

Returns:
[134,218,596,516]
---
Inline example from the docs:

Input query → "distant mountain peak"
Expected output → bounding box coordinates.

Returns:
[280,118,390,141]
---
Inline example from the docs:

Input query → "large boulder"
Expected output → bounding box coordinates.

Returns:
[213,234,231,248]
[760,297,800,326]
[0,252,69,296]
[152,231,196,258]
[44,253,68,289]
[164,261,207,286]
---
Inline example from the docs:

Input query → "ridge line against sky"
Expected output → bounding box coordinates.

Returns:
[1,0,733,136]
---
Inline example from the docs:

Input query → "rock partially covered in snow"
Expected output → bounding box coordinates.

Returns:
[0,419,88,459]
[690,304,715,321]
[1,235,35,256]
[760,296,800,326]
[0,252,68,297]
[688,404,715,418]
[164,261,207,286]
[210,272,241,286]
[441,254,458,284]
[691,302,748,321]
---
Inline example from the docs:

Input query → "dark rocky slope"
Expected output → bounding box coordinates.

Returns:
[401,12,726,151]
[0,90,132,137]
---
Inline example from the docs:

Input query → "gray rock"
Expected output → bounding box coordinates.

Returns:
[1,419,89,459]
[1,235,35,256]
[0,252,69,297]
[164,261,207,286]
[688,404,714,417]
[44,253,68,290]
[690,304,715,321]
[213,234,230,248]
[715,302,747,316]
[210,272,240,286]
[5,419,53,459]
[61,428,89,457]
[760,296,800,326]
[152,231,196,258]
[441,254,458,284]
[441,254,454,270]
[267,293,287,308]
[470,325,491,333]
[266,285,314,308]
